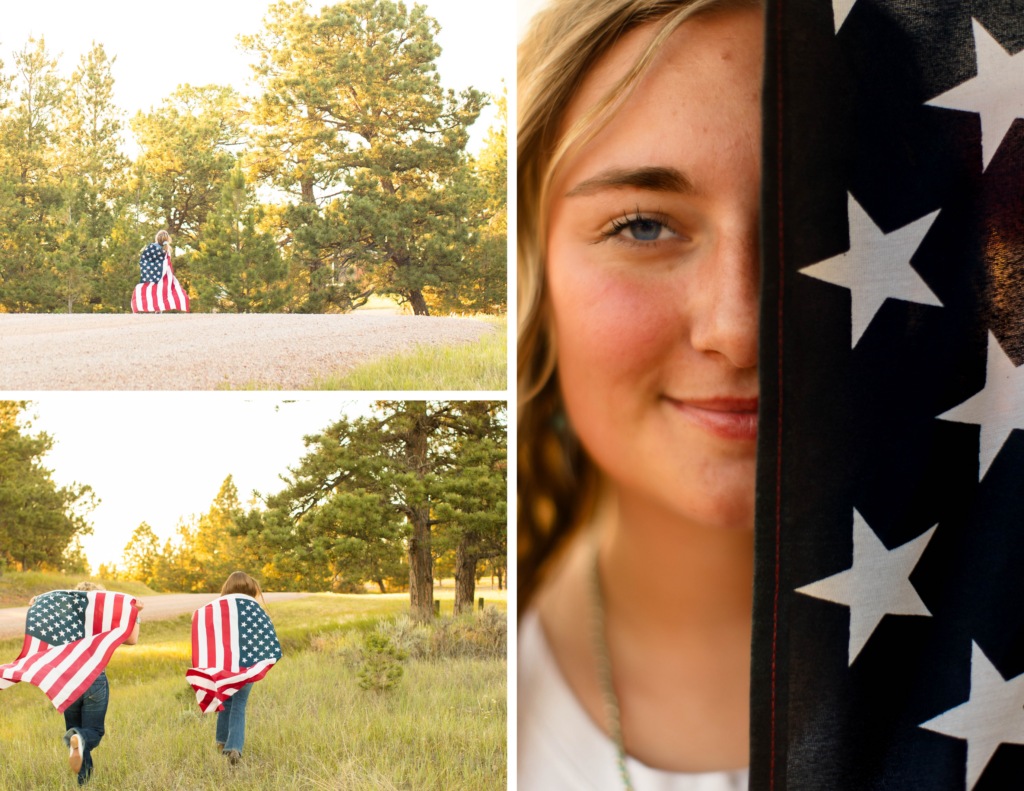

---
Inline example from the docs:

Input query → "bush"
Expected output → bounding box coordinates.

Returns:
[357,632,408,692]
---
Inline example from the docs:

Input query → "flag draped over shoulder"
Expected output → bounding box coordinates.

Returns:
[0,590,138,713]
[186,594,282,713]
[754,1,1024,789]
[132,243,190,313]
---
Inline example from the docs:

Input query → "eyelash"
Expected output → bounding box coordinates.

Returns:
[598,209,680,248]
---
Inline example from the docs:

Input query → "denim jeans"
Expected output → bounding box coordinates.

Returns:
[216,683,253,755]
[63,671,108,785]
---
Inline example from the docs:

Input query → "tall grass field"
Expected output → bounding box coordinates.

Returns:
[0,594,507,790]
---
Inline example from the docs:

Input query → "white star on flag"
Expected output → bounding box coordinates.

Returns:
[938,331,1024,480]
[833,0,857,33]
[796,509,936,664]
[920,642,1024,790]
[926,18,1024,170]
[799,193,942,346]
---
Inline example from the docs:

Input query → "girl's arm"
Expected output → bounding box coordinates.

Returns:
[122,600,145,646]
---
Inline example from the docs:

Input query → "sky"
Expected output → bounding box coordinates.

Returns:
[0,0,512,156]
[24,395,381,567]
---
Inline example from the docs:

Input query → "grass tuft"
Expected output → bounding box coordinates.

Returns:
[312,316,506,391]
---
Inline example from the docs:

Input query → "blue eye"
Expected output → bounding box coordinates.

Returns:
[604,213,678,245]
[629,219,663,241]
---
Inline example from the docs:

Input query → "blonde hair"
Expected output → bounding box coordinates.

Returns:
[517,0,761,608]
[155,229,171,254]
[220,571,265,604]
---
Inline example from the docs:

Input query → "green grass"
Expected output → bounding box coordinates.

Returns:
[0,571,156,609]
[312,316,506,391]
[0,594,506,790]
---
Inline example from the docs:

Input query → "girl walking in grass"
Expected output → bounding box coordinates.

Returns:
[189,572,281,766]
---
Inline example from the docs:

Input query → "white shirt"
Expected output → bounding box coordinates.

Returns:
[518,610,749,791]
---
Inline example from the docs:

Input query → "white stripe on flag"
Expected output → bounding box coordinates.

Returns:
[101,593,114,633]
[85,592,97,638]
[213,602,224,669]
[228,597,240,673]
[196,605,206,668]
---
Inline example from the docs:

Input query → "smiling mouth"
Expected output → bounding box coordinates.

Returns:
[665,397,759,441]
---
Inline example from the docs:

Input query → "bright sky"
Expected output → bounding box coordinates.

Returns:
[1,0,511,156]
[25,395,380,567]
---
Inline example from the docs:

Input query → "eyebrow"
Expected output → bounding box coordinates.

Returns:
[565,166,700,197]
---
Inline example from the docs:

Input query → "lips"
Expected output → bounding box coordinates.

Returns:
[666,397,759,441]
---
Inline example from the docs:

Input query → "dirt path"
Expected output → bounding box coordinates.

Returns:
[0,592,310,640]
[0,314,492,390]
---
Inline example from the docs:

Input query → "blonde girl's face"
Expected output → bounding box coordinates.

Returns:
[546,6,764,531]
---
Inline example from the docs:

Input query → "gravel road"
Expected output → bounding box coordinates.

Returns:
[0,314,493,390]
[0,592,310,640]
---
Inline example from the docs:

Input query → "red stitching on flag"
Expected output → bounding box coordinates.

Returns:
[772,0,785,787]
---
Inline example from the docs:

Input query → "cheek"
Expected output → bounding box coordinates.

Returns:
[547,250,679,389]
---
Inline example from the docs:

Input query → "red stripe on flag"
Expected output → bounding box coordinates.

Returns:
[91,593,106,637]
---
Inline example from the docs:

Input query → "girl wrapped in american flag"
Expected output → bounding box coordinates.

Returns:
[0,583,144,786]
[131,229,190,314]
[188,572,281,766]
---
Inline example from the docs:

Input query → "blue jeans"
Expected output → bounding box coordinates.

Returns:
[216,683,253,755]
[63,671,108,785]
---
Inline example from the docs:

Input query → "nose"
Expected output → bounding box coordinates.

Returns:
[687,221,760,370]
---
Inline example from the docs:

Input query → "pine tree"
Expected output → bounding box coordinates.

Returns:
[0,38,65,311]
[0,401,96,570]
[52,43,129,312]
[432,402,507,614]
[241,0,487,315]
[190,164,291,312]
[121,522,160,585]
[130,84,246,287]
[258,401,506,621]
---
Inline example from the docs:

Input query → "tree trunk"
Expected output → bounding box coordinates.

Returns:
[408,508,434,622]
[376,578,386,594]
[300,177,315,205]
[453,532,479,616]
[407,289,429,316]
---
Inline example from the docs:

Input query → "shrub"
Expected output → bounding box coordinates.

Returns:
[356,632,408,692]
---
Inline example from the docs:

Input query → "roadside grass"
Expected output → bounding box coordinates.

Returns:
[0,572,156,609]
[312,315,506,391]
[0,594,506,790]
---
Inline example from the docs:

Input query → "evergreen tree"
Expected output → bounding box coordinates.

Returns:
[0,38,65,311]
[241,0,486,315]
[257,401,505,621]
[131,84,246,287]
[432,402,507,614]
[190,164,291,312]
[121,521,160,585]
[52,43,128,312]
[0,401,96,570]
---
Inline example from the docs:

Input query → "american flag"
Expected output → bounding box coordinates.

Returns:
[186,594,282,713]
[0,590,138,713]
[753,1,1024,789]
[132,243,190,313]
